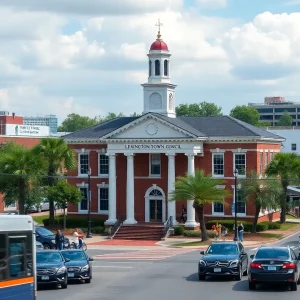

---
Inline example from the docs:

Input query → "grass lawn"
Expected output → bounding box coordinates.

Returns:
[173,241,211,247]
[32,215,47,224]
[258,233,283,239]
[286,214,298,220]
[277,222,298,230]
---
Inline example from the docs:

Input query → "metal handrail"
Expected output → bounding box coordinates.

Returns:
[163,216,173,239]
[108,216,123,239]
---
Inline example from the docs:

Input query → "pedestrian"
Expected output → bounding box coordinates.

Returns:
[238,222,244,242]
[216,224,222,240]
[73,230,79,248]
[55,230,64,250]
[181,205,187,223]
[221,225,227,241]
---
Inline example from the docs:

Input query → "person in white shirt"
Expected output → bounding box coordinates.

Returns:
[73,231,79,248]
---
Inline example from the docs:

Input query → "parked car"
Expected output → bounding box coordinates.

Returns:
[26,199,59,213]
[36,250,69,289]
[248,246,300,291]
[198,241,248,281]
[35,226,70,250]
[61,249,93,283]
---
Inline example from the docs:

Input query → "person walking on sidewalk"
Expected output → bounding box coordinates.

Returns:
[238,222,244,242]
[55,230,64,250]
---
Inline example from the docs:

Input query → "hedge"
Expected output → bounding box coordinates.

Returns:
[43,217,105,228]
[183,230,216,238]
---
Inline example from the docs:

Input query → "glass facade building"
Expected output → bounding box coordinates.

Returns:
[23,114,58,134]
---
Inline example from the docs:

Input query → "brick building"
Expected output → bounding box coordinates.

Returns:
[64,30,284,229]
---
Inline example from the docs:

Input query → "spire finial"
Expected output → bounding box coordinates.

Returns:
[155,18,163,40]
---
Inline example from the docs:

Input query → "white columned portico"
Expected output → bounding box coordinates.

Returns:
[124,153,137,224]
[166,153,178,225]
[185,154,198,228]
[105,154,117,225]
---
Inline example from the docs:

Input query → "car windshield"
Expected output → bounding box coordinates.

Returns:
[206,244,238,255]
[61,251,87,261]
[255,248,289,260]
[36,227,53,236]
[37,252,63,263]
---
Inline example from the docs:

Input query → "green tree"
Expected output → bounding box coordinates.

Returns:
[266,153,300,223]
[240,171,283,233]
[175,102,222,117]
[46,180,82,229]
[230,105,260,126]
[169,169,231,241]
[33,138,76,226]
[0,143,45,214]
[277,110,293,126]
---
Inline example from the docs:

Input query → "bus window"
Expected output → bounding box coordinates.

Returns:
[9,237,27,278]
[0,234,7,281]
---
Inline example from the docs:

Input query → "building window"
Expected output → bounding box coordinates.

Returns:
[99,188,109,211]
[169,93,173,110]
[79,154,89,175]
[212,201,224,215]
[234,153,246,176]
[292,144,297,151]
[150,154,161,176]
[149,60,152,77]
[155,60,160,76]
[164,60,168,76]
[212,154,224,176]
[265,152,268,167]
[79,188,88,211]
[236,191,246,214]
[270,152,273,161]
[99,154,109,176]
[259,152,263,176]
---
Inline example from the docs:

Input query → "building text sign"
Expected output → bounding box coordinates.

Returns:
[6,124,50,137]
[125,144,181,150]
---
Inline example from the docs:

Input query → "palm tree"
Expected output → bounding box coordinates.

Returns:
[240,171,283,233]
[169,169,231,241]
[33,138,75,226]
[266,153,300,223]
[0,143,45,214]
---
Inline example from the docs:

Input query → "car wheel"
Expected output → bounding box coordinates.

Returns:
[297,275,300,285]
[198,273,205,281]
[291,282,297,291]
[249,281,256,290]
[61,282,68,289]
[43,243,51,250]
[85,278,91,284]
[243,267,248,276]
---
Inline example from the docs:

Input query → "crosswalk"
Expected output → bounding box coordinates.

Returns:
[94,248,197,261]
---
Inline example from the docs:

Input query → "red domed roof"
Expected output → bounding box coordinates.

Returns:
[150,39,168,51]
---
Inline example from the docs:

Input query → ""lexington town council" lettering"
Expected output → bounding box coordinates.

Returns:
[125,144,181,150]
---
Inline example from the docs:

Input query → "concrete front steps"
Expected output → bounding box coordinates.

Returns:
[113,224,165,240]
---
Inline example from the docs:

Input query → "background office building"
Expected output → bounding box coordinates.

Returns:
[248,96,300,126]
[23,114,58,134]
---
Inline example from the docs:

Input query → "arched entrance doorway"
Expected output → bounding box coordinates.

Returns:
[145,185,166,223]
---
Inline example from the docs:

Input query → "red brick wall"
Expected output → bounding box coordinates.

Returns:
[67,142,282,224]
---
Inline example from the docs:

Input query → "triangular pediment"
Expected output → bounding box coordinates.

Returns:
[101,114,197,140]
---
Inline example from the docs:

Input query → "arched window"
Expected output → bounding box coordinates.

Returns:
[149,189,163,196]
[164,60,168,76]
[169,93,173,110]
[149,60,152,77]
[155,60,160,76]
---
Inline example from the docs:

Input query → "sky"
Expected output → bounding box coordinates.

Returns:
[1,0,300,124]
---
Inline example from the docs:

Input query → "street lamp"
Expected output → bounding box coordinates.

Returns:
[233,169,239,241]
[86,167,92,238]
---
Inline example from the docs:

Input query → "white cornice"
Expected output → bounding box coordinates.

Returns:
[100,113,199,139]
[105,138,203,143]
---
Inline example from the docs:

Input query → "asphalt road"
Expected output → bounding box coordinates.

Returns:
[38,232,300,300]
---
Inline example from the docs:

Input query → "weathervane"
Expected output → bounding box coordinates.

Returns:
[155,18,163,39]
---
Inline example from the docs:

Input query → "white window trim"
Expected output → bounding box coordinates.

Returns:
[78,153,90,177]
[149,154,161,177]
[212,201,225,216]
[98,153,109,177]
[97,183,109,214]
[4,202,17,211]
[76,183,88,213]
[233,153,246,178]
[231,185,246,216]
[259,152,263,176]
[212,153,224,178]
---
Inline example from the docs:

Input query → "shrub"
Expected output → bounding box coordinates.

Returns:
[183,230,216,238]
[266,222,281,230]
[43,217,104,229]
[93,226,105,234]
[174,225,185,236]
[206,220,252,232]
[255,222,269,232]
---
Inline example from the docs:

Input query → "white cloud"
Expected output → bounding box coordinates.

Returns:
[285,0,300,5]
[196,0,227,9]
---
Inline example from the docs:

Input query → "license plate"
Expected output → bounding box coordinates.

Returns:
[214,268,221,272]
[268,266,276,271]
[41,276,49,280]
[68,273,75,277]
